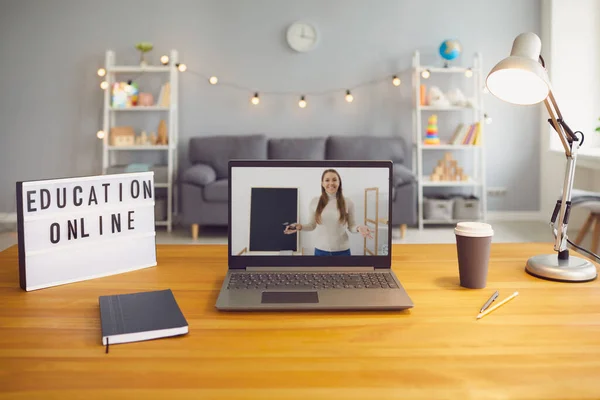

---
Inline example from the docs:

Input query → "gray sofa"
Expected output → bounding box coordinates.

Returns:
[180,134,417,239]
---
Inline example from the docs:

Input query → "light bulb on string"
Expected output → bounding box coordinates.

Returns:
[392,75,401,86]
[160,55,169,65]
[465,68,473,78]
[100,81,109,90]
[421,69,431,79]
[251,92,260,105]
[298,95,307,108]
[97,130,105,139]
[209,76,218,85]
[345,90,354,103]
[176,63,187,72]
[97,68,106,77]
[484,113,492,124]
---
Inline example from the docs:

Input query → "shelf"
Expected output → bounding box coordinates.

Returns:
[110,106,170,112]
[108,66,170,73]
[421,177,480,187]
[419,144,481,150]
[418,66,476,74]
[107,145,171,151]
[418,106,476,111]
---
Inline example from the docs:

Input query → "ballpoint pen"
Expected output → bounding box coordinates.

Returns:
[479,290,499,313]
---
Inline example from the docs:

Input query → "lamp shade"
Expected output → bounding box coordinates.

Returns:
[486,32,550,105]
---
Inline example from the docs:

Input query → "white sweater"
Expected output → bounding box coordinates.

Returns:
[301,193,358,252]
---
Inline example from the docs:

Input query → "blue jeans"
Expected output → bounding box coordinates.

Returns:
[314,248,351,256]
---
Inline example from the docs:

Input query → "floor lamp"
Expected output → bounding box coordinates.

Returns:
[486,32,597,282]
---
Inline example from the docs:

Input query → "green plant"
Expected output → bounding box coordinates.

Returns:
[596,117,600,132]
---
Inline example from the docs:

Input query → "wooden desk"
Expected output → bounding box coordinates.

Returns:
[1,243,599,399]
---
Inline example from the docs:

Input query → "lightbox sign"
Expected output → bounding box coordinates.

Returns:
[16,172,157,291]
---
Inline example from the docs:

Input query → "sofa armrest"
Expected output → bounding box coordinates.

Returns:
[393,164,416,187]
[182,163,217,187]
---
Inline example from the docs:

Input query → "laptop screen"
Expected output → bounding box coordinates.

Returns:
[228,160,392,268]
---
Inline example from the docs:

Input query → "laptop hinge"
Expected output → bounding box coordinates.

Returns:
[246,266,375,272]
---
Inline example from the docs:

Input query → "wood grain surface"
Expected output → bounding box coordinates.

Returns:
[0,243,599,399]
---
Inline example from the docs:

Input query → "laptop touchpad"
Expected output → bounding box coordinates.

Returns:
[261,291,319,303]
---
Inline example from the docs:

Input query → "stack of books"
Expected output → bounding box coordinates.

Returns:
[448,122,482,145]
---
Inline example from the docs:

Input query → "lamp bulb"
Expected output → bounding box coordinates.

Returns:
[392,76,401,86]
[100,81,109,90]
[465,68,473,78]
[97,130,105,139]
[345,90,354,103]
[97,68,106,77]
[484,114,493,124]
[160,55,169,65]
[177,63,187,72]
[251,93,260,105]
[209,76,218,85]
[421,69,431,79]
[298,96,307,108]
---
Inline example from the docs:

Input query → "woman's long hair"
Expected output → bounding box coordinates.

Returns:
[315,169,347,225]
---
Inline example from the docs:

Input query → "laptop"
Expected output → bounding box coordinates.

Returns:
[215,160,414,311]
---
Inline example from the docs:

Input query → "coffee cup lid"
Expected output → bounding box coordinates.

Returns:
[454,221,494,237]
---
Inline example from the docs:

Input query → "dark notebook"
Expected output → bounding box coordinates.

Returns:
[99,289,188,346]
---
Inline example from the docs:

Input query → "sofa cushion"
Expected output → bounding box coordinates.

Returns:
[393,164,416,187]
[268,137,327,160]
[181,164,217,187]
[189,134,268,179]
[326,136,406,163]
[203,179,229,202]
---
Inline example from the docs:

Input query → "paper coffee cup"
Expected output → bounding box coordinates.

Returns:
[455,222,494,289]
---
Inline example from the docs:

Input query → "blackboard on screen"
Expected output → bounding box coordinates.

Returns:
[249,188,298,252]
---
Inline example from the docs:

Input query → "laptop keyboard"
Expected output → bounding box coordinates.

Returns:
[227,272,399,290]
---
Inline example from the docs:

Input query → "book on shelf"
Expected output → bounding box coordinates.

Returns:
[157,82,171,107]
[448,122,481,145]
[99,289,188,347]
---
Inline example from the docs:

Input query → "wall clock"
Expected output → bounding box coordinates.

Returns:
[286,22,319,52]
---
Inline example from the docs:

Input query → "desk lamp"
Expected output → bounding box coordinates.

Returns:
[486,32,597,282]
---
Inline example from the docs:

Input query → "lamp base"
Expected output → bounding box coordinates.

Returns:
[526,254,598,282]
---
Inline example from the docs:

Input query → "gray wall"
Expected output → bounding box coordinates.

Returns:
[0,0,541,214]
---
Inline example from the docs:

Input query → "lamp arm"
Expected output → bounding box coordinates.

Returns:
[543,89,581,255]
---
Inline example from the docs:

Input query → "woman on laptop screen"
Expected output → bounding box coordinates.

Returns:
[283,169,373,255]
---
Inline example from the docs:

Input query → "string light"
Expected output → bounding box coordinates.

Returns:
[392,75,401,86]
[209,76,218,85]
[484,113,493,124]
[97,130,105,139]
[160,55,169,65]
[345,90,354,103]
[100,81,109,90]
[176,63,187,72]
[465,68,473,78]
[251,92,260,105]
[421,69,431,79]
[298,95,307,108]
[97,68,106,77]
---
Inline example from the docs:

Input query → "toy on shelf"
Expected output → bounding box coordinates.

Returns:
[430,152,469,182]
[424,114,440,145]
[427,86,450,107]
[111,81,139,108]
[110,126,136,147]
[157,120,168,145]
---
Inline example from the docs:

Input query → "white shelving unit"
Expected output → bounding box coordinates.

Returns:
[100,49,179,232]
[412,50,487,230]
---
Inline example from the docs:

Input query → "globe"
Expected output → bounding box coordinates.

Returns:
[439,39,462,61]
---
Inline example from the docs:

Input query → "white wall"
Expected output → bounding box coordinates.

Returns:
[230,166,389,255]
[540,0,600,232]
